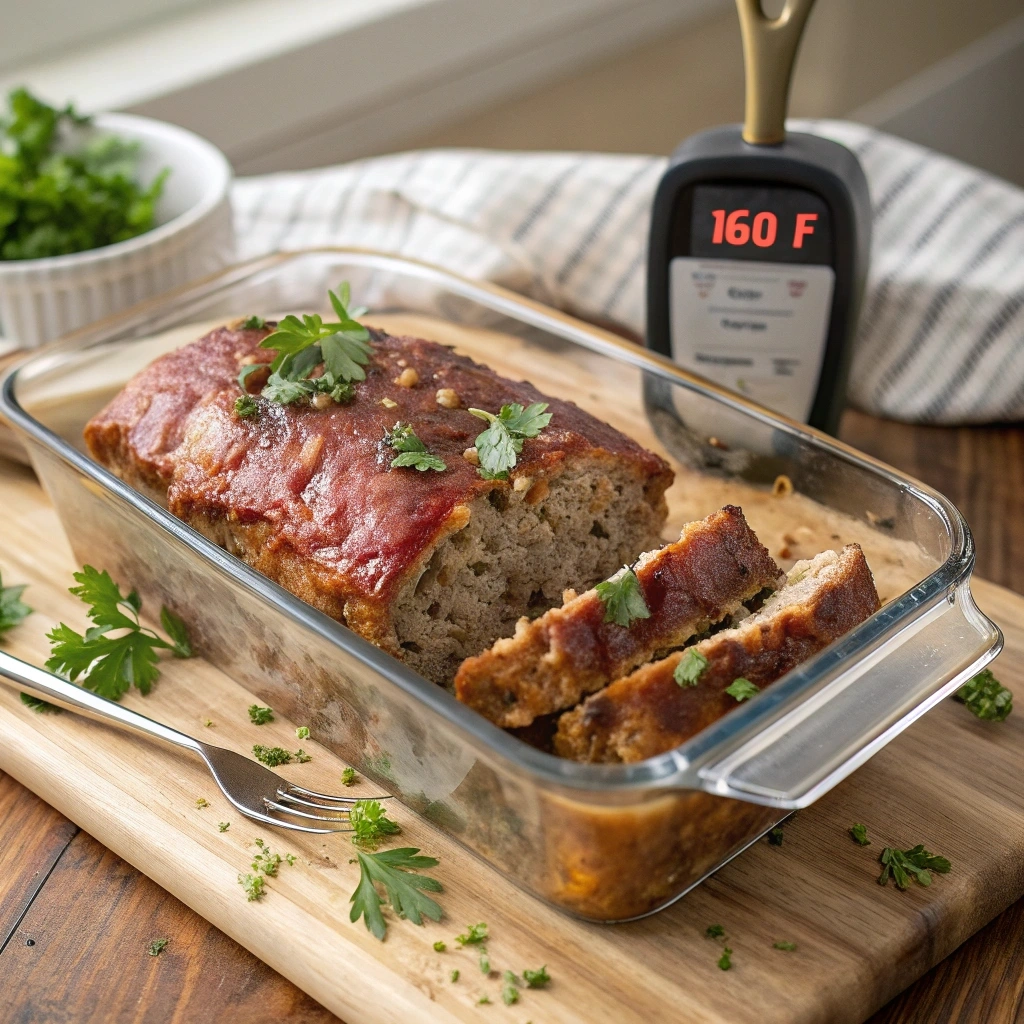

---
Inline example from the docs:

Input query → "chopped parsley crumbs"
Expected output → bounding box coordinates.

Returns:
[595,566,651,627]
[717,947,733,970]
[468,402,552,480]
[202,718,213,727]
[455,922,488,946]
[234,395,259,418]
[850,823,870,846]
[295,725,310,740]
[218,822,230,833]
[673,648,708,686]
[0,570,31,637]
[433,940,447,953]
[725,677,759,702]
[252,745,292,767]
[238,873,266,902]
[773,941,797,951]
[19,692,61,714]
[477,995,491,1006]
[349,799,401,849]
[241,315,266,330]
[248,704,274,725]
[955,669,1012,722]
[384,422,446,473]
[195,797,210,809]
[147,938,169,957]
[293,749,312,763]
[341,767,358,786]
[478,949,491,974]
[705,924,725,939]
[450,969,460,983]
[239,283,370,413]
[878,844,951,890]
[767,826,784,846]
[251,838,295,876]
[45,566,192,701]
[522,966,551,988]
[286,854,297,866]
[501,971,520,1005]
[349,847,443,941]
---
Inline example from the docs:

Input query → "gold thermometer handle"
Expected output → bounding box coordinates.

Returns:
[735,0,817,145]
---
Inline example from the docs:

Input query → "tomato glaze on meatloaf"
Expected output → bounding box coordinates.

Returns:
[85,321,674,683]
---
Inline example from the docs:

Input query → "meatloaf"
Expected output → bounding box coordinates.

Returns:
[85,320,673,683]
[454,506,782,727]
[554,544,880,763]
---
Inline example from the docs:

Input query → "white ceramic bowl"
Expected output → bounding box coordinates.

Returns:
[0,113,235,351]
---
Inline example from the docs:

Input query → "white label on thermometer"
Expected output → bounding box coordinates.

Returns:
[669,256,835,422]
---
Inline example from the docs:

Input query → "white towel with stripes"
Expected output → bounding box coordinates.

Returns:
[232,119,1024,425]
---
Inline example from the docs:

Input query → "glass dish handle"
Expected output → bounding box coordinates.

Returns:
[694,580,1002,809]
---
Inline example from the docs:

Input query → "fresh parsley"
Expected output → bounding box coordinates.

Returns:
[456,922,488,946]
[218,821,230,832]
[705,924,725,939]
[878,844,951,890]
[767,826,784,847]
[147,938,169,957]
[0,571,31,637]
[296,725,310,740]
[234,394,259,418]
[773,941,797,952]
[522,966,551,988]
[251,745,293,767]
[477,995,491,1005]
[45,567,191,700]
[248,704,274,725]
[479,950,491,974]
[349,799,401,849]
[0,88,169,261]
[955,669,1012,722]
[19,692,61,714]
[725,677,759,703]
[673,647,707,686]
[341,767,358,786]
[501,971,520,1005]
[467,402,552,480]
[293,749,312,763]
[349,847,444,941]
[238,873,266,902]
[241,315,266,330]
[383,422,446,472]
[239,283,370,411]
[450,969,460,983]
[433,940,447,953]
[195,797,210,809]
[595,566,650,628]
[717,947,733,970]
[252,838,285,876]
[850,823,870,846]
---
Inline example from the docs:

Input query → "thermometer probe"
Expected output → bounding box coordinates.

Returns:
[645,0,871,434]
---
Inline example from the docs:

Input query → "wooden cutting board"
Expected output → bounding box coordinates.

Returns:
[1,464,1023,1024]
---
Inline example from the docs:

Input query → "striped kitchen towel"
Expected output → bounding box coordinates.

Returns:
[232,119,1024,425]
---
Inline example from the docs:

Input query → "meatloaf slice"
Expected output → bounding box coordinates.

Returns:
[553,544,880,763]
[85,321,673,684]
[454,506,782,728]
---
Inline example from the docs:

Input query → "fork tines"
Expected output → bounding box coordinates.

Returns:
[265,784,393,831]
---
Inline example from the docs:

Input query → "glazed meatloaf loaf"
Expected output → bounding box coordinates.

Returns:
[85,319,674,684]
[454,506,782,728]
[554,544,880,763]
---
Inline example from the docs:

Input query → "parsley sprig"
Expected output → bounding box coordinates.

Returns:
[384,422,446,473]
[349,799,401,849]
[595,566,650,627]
[468,402,552,480]
[349,847,444,941]
[0,571,31,638]
[44,567,191,701]
[725,677,759,703]
[674,648,708,686]
[878,844,951,889]
[237,283,371,411]
[954,668,1012,721]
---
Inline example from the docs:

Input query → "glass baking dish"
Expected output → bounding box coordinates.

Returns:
[0,249,1001,922]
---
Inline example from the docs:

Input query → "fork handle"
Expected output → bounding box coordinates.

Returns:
[0,649,204,755]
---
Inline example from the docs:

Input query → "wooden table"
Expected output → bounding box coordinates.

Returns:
[0,407,1021,1023]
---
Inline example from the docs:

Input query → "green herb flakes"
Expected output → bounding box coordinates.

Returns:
[773,941,797,952]
[850,823,870,846]
[218,822,230,833]
[725,677,759,703]
[384,422,446,472]
[433,940,447,953]
[705,924,725,939]
[450,969,460,983]
[341,767,358,786]
[501,970,520,1005]
[455,922,488,946]
[241,315,266,330]
[767,826,784,846]
[522,966,550,988]
[349,799,401,849]
[248,704,273,725]
[238,873,266,902]
[295,726,310,740]
[195,797,210,809]
[478,950,491,974]
[673,647,708,686]
[878,844,951,890]
[717,947,733,970]
[955,669,1012,722]
[146,938,169,957]
[251,745,292,767]
[234,394,259,418]
[595,566,650,628]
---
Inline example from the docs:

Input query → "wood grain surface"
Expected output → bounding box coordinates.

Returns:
[0,416,1021,1023]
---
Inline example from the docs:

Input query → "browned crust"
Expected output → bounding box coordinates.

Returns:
[553,544,880,763]
[453,506,782,727]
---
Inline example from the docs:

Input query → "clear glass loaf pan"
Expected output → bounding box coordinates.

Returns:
[0,249,1001,922]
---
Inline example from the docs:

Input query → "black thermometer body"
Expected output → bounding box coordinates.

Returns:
[646,125,871,435]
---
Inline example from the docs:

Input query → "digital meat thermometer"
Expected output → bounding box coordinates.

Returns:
[645,0,871,434]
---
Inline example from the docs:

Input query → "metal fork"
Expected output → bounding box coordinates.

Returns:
[0,649,385,834]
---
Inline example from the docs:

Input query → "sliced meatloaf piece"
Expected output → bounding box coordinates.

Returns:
[454,506,782,728]
[85,321,673,684]
[554,544,880,763]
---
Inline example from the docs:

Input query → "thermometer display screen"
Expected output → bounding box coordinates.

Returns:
[689,184,832,265]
